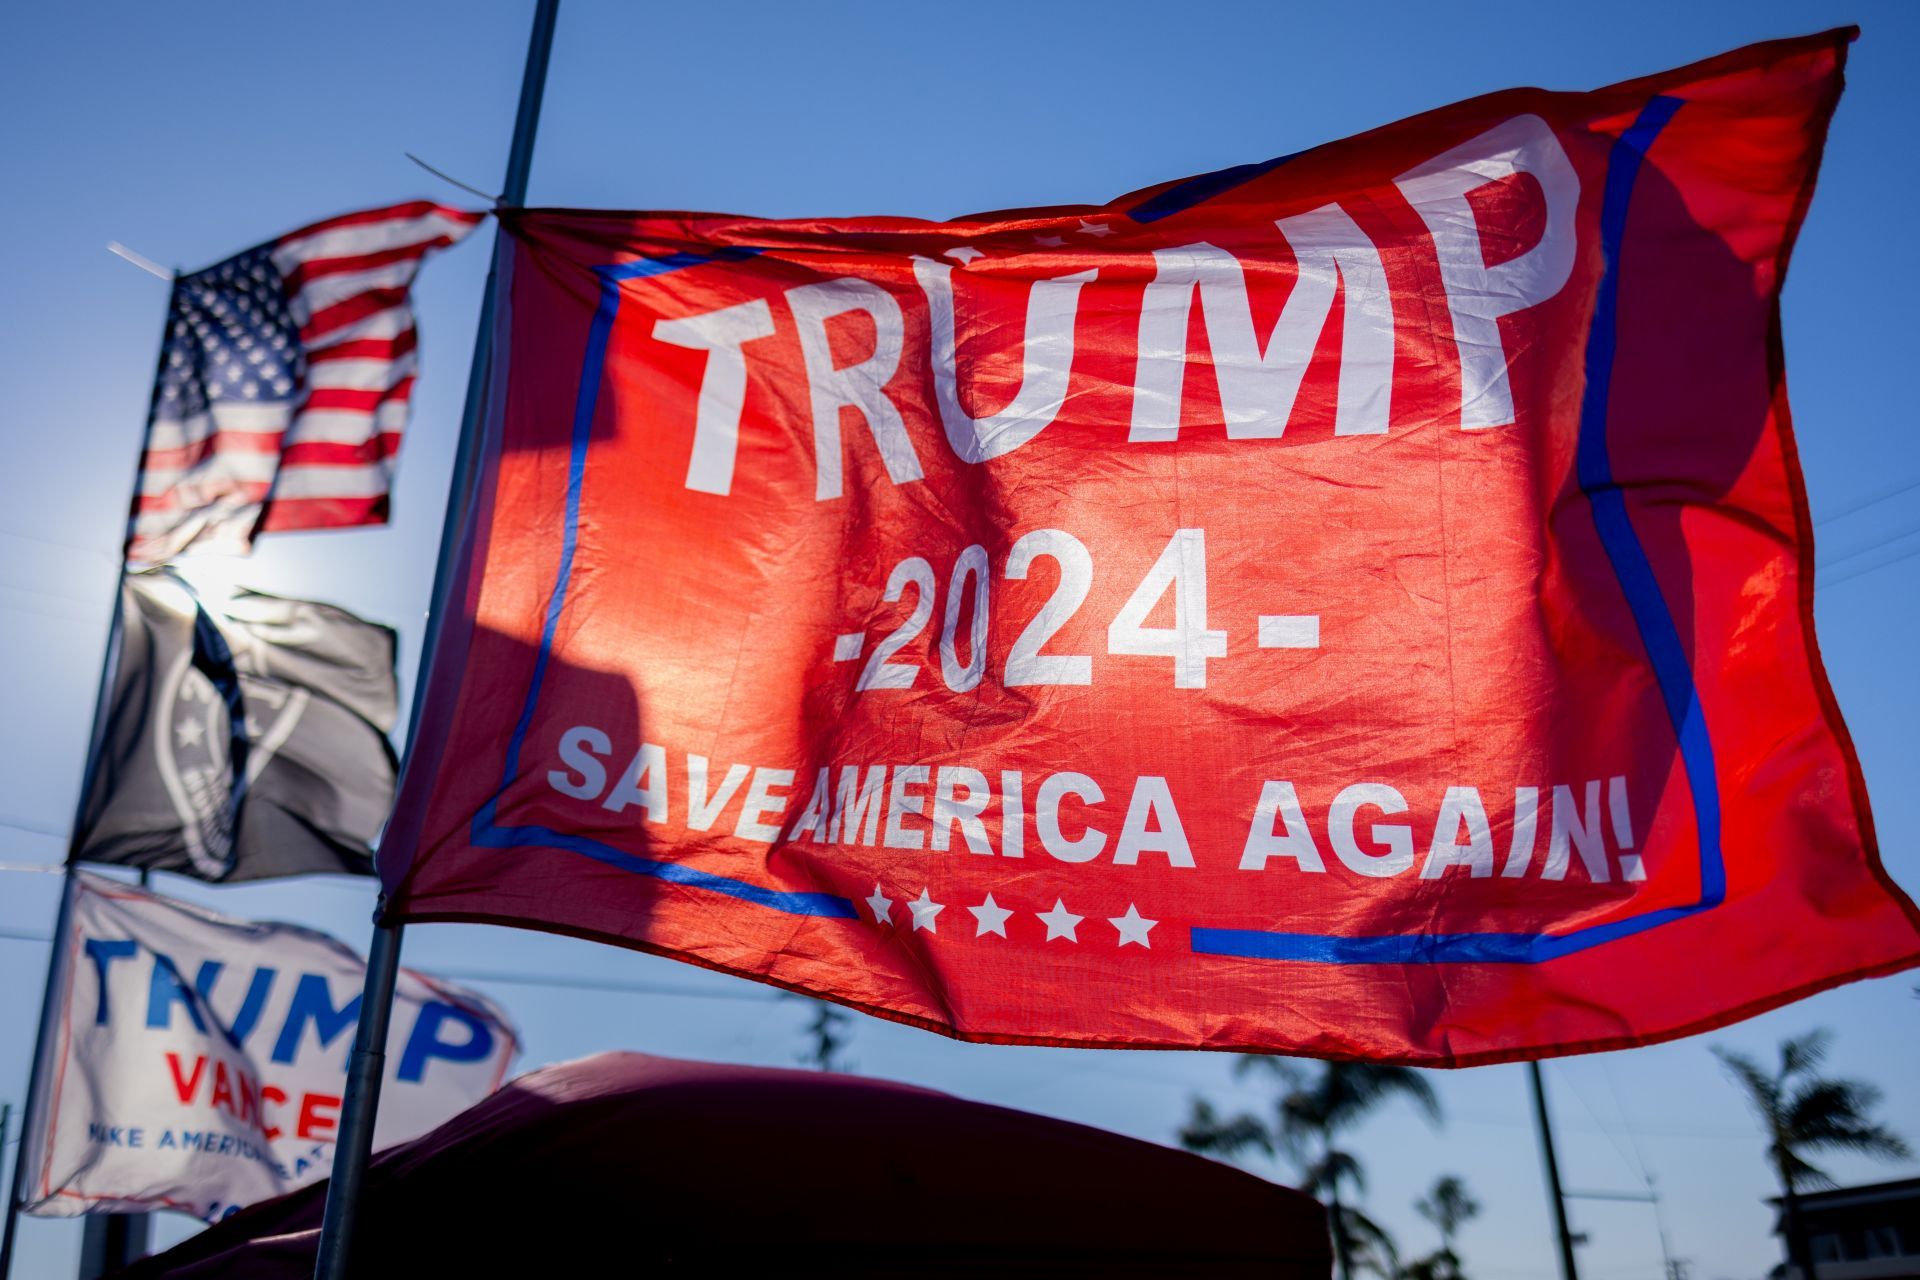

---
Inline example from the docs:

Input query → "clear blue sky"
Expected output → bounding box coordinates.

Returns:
[4,2,1917,1276]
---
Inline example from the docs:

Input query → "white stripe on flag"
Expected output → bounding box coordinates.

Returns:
[131,496,265,544]
[289,260,424,324]
[269,464,394,500]
[270,209,478,271]
[301,307,412,351]
[305,352,419,392]
[286,402,409,445]
[143,403,295,453]
[140,452,281,495]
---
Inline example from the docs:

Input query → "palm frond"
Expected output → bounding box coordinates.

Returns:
[1779,1147,1836,1193]
[1178,1097,1275,1161]
[1311,1147,1365,1198]
[1234,1054,1305,1087]
[1415,1174,1480,1240]
[1787,1080,1912,1160]
[1336,1204,1401,1278]
[1780,1029,1833,1081]
[1712,1044,1783,1126]
[1323,1063,1442,1127]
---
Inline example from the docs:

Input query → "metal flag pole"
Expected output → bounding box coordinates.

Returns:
[1529,1061,1582,1280]
[309,3,559,1277]
[0,256,182,1279]
[0,871,77,1279]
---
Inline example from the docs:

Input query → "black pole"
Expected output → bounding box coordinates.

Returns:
[308,4,559,1278]
[0,263,178,1278]
[1529,1062,1581,1280]
[0,333,168,1280]
[79,1210,151,1280]
[0,872,77,1280]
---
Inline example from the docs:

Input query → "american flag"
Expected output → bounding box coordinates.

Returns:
[128,201,485,565]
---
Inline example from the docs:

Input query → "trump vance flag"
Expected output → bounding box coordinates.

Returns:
[72,572,398,882]
[381,31,1920,1064]
[17,871,517,1223]
[128,201,483,566]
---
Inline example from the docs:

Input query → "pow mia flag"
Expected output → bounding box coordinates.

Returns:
[71,572,397,881]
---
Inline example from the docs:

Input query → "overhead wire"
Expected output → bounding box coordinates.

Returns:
[1814,473,1920,526]
[1817,519,1920,572]
[0,922,779,1003]
[1820,540,1920,591]
[1557,1062,1649,1185]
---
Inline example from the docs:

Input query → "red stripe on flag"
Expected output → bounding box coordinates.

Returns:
[302,330,418,365]
[279,433,403,469]
[281,242,451,295]
[277,201,483,245]
[133,480,273,515]
[302,376,415,414]
[142,431,289,470]
[257,493,390,533]
[302,287,410,341]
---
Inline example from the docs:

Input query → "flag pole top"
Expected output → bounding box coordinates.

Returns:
[106,242,172,280]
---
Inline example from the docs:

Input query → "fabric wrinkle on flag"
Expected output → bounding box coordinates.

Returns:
[128,201,484,565]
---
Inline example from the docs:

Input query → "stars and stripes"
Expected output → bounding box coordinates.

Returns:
[128,201,485,565]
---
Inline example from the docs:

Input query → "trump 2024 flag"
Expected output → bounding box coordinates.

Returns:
[381,31,1920,1065]
[18,872,517,1222]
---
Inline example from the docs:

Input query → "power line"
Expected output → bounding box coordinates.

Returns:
[1821,541,1920,591]
[1815,474,1920,527]
[0,924,776,1004]
[438,968,779,1003]
[0,817,68,841]
[1818,520,1920,572]
[1560,1062,1649,1183]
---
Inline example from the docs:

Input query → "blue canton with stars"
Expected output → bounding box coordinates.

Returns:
[156,245,304,424]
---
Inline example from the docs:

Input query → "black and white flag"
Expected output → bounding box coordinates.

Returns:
[70,572,397,880]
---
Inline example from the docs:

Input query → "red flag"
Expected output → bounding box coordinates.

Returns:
[382,30,1920,1064]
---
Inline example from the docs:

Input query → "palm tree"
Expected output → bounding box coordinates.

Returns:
[1712,1030,1909,1277]
[1182,1058,1440,1280]
[1414,1174,1478,1246]
[1404,1174,1479,1279]
[786,996,853,1072]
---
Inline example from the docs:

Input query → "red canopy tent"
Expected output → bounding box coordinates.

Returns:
[125,1052,1331,1277]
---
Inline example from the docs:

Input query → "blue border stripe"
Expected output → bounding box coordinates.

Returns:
[1191,95,1715,964]
[475,821,859,918]
[1193,903,1705,964]
[473,247,855,922]
[1128,151,1303,224]
[606,245,763,282]
[489,273,620,794]
[1574,95,1724,909]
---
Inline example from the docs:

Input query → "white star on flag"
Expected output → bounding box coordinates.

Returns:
[1038,899,1083,942]
[865,884,892,924]
[909,888,945,933]
[968,893,1012,938]
[1109,904,1157,948]
[1076,219,1114,237]
[944,245,985,263]
[1033,233,1066,247]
